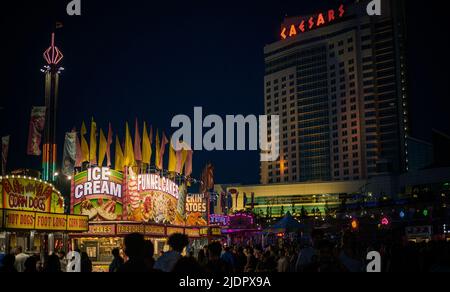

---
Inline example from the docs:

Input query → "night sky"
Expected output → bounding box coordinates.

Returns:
[1,0,449,185]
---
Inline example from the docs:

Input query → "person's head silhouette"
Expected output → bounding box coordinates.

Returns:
[124,233,146,260]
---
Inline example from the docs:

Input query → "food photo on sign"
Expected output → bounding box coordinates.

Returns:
[126,168,182,225]
[185,193,208,226]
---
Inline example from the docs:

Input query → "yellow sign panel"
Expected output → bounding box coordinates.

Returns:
[200,228,209,236]
[1,177,64,213]
[211,228,222,236]
[184,228,200,237]
[67,215,89,232]
[35,213,67,231]
[4,210,35,230]
[2,209,88,232]
[88,224,116,236]
[145,225,165,236]
[117,224,145,235]
[167,227,184,236]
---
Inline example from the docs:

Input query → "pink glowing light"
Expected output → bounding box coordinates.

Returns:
[43,33,63,65]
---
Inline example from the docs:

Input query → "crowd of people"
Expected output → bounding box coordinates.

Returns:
[1,230,450,272]
[0,245,94,273]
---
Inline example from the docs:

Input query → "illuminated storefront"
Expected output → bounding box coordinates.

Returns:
[0,175,88,254]
[217,180,367,217]
[69,167,212,271]
[209,213,262,246]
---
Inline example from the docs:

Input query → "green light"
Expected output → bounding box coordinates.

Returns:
[423,210,429,217]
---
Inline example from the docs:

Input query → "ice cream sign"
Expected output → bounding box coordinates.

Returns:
[74,167,122,199]
[71,167,124,221]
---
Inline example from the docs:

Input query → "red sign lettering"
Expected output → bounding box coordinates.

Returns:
[280,4,345,40]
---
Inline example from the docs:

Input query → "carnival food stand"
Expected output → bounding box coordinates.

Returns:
[69,166,211,271]
[209,213,262,246]
[0,175,89,255]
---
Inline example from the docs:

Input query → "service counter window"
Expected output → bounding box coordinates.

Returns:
[78,238,123,263]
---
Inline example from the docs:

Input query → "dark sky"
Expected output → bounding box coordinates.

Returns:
[0,0,449,185]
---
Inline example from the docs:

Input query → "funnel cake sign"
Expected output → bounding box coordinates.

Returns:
[281,4,345,40]
[126,169,181,225]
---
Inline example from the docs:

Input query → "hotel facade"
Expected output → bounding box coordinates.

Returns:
[261,0,409,184]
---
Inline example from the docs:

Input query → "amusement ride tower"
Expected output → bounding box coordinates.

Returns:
[41,33,64,182]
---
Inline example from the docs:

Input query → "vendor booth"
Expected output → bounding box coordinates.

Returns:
[0,175,88,255]
[69,167,211,271]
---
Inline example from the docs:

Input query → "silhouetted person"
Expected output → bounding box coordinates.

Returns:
[24,256,38,273]
[234,247,246,273]
[205,242,232,274]
[118,233,153,272]
[109,248,124,273]
[221,247,236,271]
[244,247,256,272]
[80,252,92,273]
[143,240,157,272]
[197,249,208,267]
[154,233,189,272]
[0,254,17,272]
[44,254,62,273]
[57,251,67,272]
[173,257,205,274]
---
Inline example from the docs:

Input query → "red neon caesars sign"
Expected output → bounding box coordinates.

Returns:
[281,4,345,40]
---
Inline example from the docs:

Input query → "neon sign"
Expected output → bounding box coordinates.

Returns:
[281,4,345,40]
